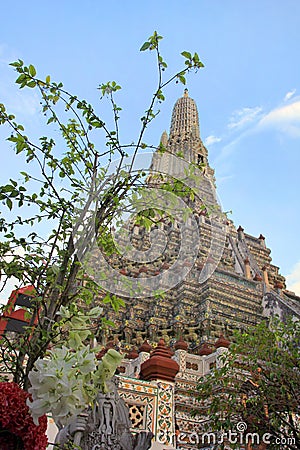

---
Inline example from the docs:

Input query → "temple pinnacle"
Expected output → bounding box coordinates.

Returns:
[169,89,200,139]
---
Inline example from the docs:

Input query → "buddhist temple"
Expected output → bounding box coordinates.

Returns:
[99,89,300,345]
[92,90,300,449]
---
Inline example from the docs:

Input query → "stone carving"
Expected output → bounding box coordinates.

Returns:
[55,379,153,450]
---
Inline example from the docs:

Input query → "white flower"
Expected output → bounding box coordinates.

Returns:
[75,346,97,374]
[27,304,122,427]
[27,345,99,425]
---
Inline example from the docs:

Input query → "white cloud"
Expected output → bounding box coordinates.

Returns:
[205,107,263,165]
[12,91,40,116]
[0,79,40,117]
[213,96,300,168]
[258,100,300,137]
[286,261,300,296]
[228,106,263,130]
[216,174,234,185]
[284,89,296,102]
[0,44,40,117]
[204,135,222,146]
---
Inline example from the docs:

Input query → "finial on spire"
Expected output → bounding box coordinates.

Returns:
[183,88,189,97]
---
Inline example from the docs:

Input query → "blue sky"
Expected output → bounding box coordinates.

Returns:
[1,0,300,298]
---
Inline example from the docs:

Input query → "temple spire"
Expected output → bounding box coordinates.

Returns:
[169,89,200,140]
[150,91,215,187]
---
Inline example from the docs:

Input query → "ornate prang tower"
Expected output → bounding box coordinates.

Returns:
[101,90,300,350]
[150,88,216,204]
[95,91,300,450]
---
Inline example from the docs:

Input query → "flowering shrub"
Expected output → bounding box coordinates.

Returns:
[27,305,123,426]
[0,382,47,450]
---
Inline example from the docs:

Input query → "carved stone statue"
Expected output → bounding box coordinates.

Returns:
[55,378,153,450]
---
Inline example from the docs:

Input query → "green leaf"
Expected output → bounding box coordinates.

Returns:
[27,81,36,88]
[29,64,36,77]
[178,74,186,85]
[2,184,14,192]
[9,59,23,68]
[6,198,12,210]
[181,51,192,59]
[15,74,26,85]
[140,41,150,51]
[46,75,51,84]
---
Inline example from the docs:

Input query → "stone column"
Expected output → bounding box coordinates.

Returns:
[215,334,230,369]
[262,265,270,290]
[274,280,284,297]
[138,340,152,366]
[244,257,251,280]
[237,225,245,240]
[156,381,176,447]
[173,336,188,375]
[258,234,266,248]
[140,339,179,448]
